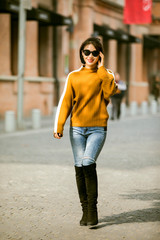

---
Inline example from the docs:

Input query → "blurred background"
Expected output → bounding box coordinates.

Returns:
[0,2,160,239]
[0,0,160,127]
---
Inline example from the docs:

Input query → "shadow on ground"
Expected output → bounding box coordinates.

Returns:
[90,208,160,230]
[120,188,160,202]
[91,189,160,230]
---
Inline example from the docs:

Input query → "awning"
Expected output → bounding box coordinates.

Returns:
[0,0,19,14]
[93,24,141,43]
[93,24,117,40]
[144,35,160,48]
[116,29,141,43]
[27,8,72,26]
[0,0,72,26]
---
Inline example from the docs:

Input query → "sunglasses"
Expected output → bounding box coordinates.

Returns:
[83,49,99,57]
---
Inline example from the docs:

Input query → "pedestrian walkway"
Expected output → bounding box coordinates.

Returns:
[0,113,160,240]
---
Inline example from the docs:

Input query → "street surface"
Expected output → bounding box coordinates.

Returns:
[0,114,160,240]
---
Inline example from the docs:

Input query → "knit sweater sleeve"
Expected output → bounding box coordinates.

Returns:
[54,74,73,135]
[97,66,118,100]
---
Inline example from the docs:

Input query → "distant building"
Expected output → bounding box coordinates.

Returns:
[0,0,160,118]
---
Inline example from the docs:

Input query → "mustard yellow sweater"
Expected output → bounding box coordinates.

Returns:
[54,66,117,135]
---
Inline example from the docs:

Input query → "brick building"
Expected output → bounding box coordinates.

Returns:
[0,0,160,118]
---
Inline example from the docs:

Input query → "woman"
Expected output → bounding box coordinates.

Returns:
[54,37,117,226]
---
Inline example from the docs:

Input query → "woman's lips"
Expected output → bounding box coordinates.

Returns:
[87,59,94,63]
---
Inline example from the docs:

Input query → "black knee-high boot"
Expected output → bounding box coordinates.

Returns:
[83,163,98,226]
[75,166,88,226]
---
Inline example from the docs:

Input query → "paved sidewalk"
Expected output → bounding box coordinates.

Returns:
[0,114,160,240]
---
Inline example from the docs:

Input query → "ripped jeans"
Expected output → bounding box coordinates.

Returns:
[69,127,107,167]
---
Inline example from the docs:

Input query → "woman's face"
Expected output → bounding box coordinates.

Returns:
[82,44,100,69]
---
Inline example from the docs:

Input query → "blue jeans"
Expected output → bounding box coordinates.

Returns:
[70,127,107,167]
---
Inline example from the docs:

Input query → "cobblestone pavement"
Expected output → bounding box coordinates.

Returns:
[0,114,160,240]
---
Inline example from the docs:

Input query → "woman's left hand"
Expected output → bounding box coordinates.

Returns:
[54,133,62,139]
[98,52,104,68]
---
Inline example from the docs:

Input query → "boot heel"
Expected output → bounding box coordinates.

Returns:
[87,211,98,226]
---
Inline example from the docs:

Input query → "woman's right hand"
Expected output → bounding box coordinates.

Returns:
[98,52,104,68]
[54,133,62,139]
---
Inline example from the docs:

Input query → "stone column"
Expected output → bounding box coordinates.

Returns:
[25,21,38,76]
[0,14,11,75]
[129,38,149,104]
[107,40,117,72]
[70,0,95,70]
[56,0,71,96]
[117,43,127,81]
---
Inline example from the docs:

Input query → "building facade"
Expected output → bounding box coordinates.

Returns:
[0,0,160,118]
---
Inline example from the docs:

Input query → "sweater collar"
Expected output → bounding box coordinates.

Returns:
[82,66,97,73]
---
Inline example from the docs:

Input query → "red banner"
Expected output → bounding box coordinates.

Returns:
[124,0,152,24]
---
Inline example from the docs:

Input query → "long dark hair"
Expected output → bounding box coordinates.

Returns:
[79,37,104,64]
